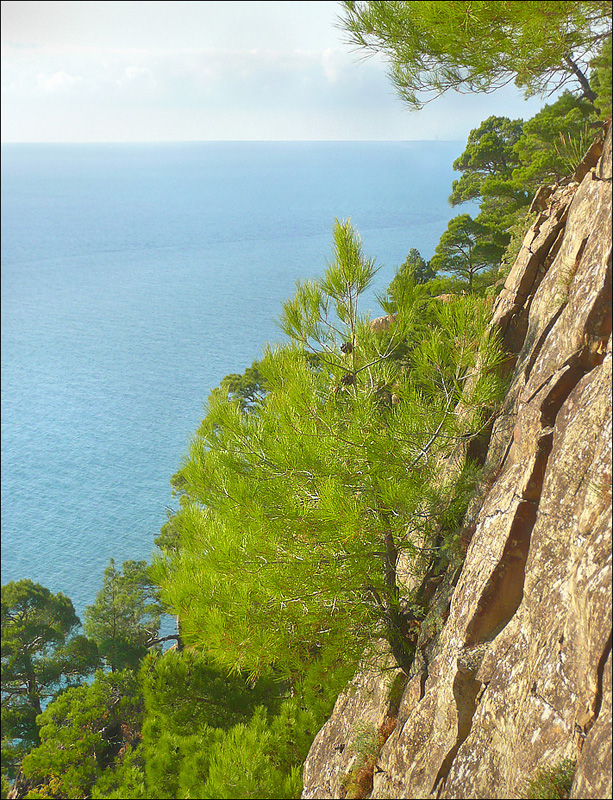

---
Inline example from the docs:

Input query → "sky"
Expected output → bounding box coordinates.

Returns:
[1,0,558,143]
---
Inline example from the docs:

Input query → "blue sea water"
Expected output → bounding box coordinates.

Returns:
[1,140,471,620]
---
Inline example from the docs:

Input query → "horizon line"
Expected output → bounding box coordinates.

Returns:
[1,137,464,145]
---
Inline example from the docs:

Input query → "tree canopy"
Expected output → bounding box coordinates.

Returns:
[449,115,524,207]
[513,91,601,189]
[84,559,161,673]
[153,220,506,680]
[220,360,267,412]
[381,248,436,314]
[88,647,349,800]
[1,581,99,776]
[430,213,505,292]
[339,1,612,109]
[21,670,142,800]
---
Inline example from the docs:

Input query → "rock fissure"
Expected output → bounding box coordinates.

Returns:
[461,337,608,653]
[539,365,588,428]
[522,346,585,406]
[432,671,482,796]
[583,631,612,737]
[463,501,536,648]
[523,302,570,382]
[530,684,564,718]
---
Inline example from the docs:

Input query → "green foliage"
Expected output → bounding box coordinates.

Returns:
[21,670,142,800]
[441,90,606,295]
[434,459,484,562]
[396,248,435,286]
[199,705,303,799]
[430,214,505,292]
[513,92,599,188]
[154,220,506,683]
[339,2,611,109]
[89,647,348,800]
[340,2,609,301]
[526,758,576,799]
[139,648,279,734]
[220,360,267,412]
[34,649,267,800]
[449,115,530,238]
[141,727,225,800]
[590,35,612,117]
[420,274,473,298]
[1,580,99,777]
[154,510,181,554]
[98,648,270,799]
[198,668,347,800]
[84,559,161,672]
[379,248,435,314]
[555,124,597,174]
[450,115,524,206]
[91,745,147,799]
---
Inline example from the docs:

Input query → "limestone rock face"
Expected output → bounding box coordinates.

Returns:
[370,314,397,333]
[302,124,612,799]
[301,652,405,800]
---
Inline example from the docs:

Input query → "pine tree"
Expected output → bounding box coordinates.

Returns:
[21,670,142,800]
[448,115,529,235]
[84,559,161,672]
[220,360,267,412]
[430,214,504,293]
[1,581,99,778]
[339,2,611,108]
[90,647,309,800]
[154,220,506,680]
[379,248,435,314]
[513,92,600,189]
[200,706,303,799]
[449,115,525,208]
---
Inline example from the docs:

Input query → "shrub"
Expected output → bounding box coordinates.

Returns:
[526,758,576,799]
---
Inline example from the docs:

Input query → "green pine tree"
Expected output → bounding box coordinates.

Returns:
[513,91,600,188]
[84,559,161,672]
[339,2,611,108]
[430,214,504,293]
[1,581,99,780]
[21,670,142,800]
[153,219,506,680]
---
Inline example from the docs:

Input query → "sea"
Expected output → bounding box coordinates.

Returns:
[1,140,473,622]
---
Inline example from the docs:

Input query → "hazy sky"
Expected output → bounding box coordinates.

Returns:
[2,0,556,142]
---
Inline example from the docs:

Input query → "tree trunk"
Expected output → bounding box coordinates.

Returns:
[382,527,415,673]
[564,54,596,102]
[25,662,42,717]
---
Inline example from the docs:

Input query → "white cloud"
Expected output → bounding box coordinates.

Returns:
[321,47,341,83]
[3,42,356,99]
[116,64,158,94]
[36,70,83,91]
[122,65,150,81]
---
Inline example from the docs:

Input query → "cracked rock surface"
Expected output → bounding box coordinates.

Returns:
[302,123,612,799]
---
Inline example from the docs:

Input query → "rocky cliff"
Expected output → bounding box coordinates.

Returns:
[302,123,612,800]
